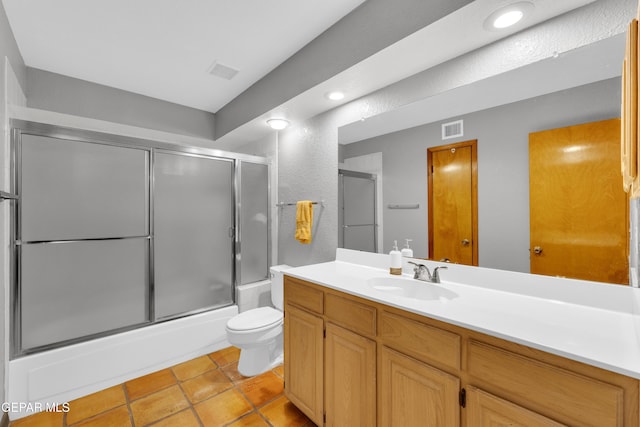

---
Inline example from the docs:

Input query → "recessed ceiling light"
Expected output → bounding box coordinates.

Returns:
[326,91,345,101]
[494,10,523,28]
[267,118,290,130]
[483,2,533,31]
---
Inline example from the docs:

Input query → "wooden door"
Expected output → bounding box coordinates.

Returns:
[466,386,565,427]
[379,346,460,427]
[284,304,324,425]
[529,119,629,284]
[428,140,478,265]
[325,322,376,427]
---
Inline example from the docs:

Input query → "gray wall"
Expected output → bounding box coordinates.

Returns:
[0,0,25,413]
[276,0,635,268]
[214,0,473,139]
[343,78,621,273]
[27,68,216,140]
[0,2,25,89]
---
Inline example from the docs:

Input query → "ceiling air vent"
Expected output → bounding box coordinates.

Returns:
[442,120,463,140]
[207,61,239,80]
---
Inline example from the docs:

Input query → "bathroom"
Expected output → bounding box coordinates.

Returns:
[1,0,639,425]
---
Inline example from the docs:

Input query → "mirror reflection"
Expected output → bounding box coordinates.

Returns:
[338,35,629,284]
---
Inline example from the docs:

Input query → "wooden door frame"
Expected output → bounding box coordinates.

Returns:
[427,139,479,265]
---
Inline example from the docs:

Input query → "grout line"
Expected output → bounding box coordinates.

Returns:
[120,382,135,427]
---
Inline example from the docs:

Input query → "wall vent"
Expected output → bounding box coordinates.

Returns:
[207,61,239,80]
[442,120,464,140]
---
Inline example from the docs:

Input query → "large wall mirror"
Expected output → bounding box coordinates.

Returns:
[338,33,628,284]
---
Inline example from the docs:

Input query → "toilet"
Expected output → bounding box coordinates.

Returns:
[225,264,292,376]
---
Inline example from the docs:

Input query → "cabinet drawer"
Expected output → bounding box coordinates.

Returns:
[467,340,623,427]
[325,293,376,337]
[284,277,324,314]
[467,386,566,426]
[380,311,460,371]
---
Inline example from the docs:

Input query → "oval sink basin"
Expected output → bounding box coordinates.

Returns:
[366,276,458,301]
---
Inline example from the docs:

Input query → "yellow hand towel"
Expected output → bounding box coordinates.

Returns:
[295,201,313,244]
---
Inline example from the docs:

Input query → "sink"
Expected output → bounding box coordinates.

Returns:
[366,276,458,301]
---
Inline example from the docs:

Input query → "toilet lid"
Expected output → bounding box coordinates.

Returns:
[227,307,283,331]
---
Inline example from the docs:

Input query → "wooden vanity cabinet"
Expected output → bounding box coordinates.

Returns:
[283,279,324,425]
[379,310,462,427]
[284,276,377,426]
[284,276,639,426]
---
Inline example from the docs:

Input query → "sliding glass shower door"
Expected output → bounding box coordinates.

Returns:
[18,134,150,352]
[153,151,234,319]
[11,122,268,357]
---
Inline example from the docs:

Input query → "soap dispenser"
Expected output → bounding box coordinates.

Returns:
[390,240,402,275]
[401,239,413,258]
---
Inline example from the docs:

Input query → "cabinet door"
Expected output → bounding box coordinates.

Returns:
[325,322,376,427]
[380,346,460,427]
[284,304,324,425]
[466,386,566,427]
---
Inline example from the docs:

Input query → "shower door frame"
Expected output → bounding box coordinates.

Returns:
[9,119,271,357]
[338,169,378,253]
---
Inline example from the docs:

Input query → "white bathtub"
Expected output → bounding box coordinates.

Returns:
[7,305,237,420]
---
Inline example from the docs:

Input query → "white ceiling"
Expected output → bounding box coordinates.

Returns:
[2,0,598,144]
[1,0,365,113]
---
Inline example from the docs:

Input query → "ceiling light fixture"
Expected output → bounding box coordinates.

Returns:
[326,91,345,101]
[267,118,290,130]
[484,2,533,31]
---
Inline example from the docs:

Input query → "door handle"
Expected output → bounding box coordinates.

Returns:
[461,239,470,246]
[533,246,543,255]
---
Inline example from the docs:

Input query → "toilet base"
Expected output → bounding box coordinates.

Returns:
[236,335,283,377]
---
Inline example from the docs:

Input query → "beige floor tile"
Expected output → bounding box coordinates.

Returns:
[221,361,249,384]
[227,412,270,427]
[147,408,200,427]
[69,405,131,427]
[238,371,284,407]
[272,364,284,379]
[260,396,312,427]
[125,369,177,401]
[130,385,190,426]
[208,346,240,367]
[9,347,292,427]
[180,368,233,404]
[171,356,216,381]
[66,385,127,425]
[194,389,252,426]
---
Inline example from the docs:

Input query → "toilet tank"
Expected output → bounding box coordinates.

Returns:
[269,264,292,310]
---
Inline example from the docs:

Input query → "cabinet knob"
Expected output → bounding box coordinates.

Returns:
[461,239,470,246]
[533,246,543,255]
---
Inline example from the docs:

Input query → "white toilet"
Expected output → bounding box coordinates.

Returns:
[225,264,292,376]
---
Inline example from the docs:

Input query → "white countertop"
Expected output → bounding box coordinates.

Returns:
[285,249,640,379]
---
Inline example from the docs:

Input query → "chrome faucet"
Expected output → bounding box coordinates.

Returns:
[408,261,448,284]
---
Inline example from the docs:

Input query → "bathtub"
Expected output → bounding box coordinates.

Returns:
[7,305,237,420]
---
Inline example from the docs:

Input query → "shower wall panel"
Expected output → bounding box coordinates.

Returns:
[240,162,269,284]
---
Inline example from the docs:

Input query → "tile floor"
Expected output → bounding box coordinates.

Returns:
[9,347,315,427]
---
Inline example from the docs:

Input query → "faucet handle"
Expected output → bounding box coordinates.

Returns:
[432,266,448,283]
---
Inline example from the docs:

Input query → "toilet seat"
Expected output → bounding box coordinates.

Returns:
[226,307,283,332]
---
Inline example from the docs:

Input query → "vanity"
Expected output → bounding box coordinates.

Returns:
[283,249,640,426]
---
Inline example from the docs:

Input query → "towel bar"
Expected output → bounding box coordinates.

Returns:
[276,200,325,207]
